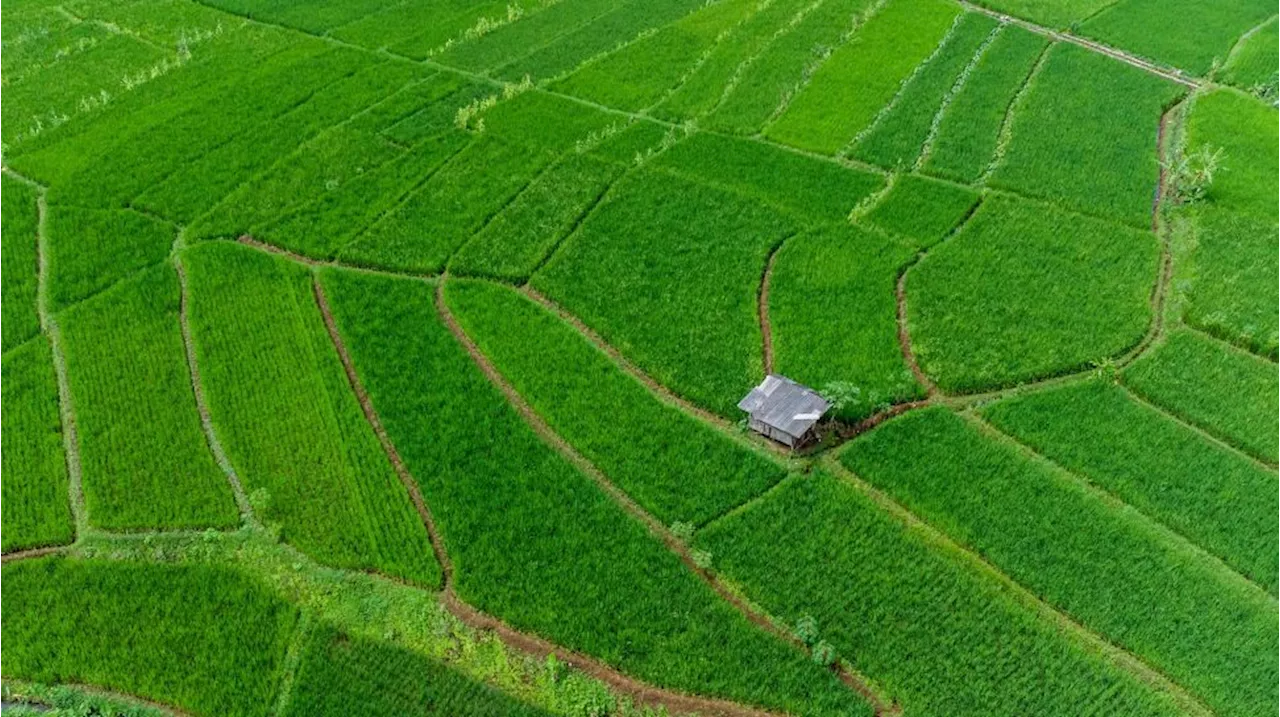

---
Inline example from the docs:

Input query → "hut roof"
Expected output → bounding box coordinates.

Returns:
[737,375,830,439]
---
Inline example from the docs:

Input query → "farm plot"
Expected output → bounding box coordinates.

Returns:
[60,264,238,531]
[765,0,960,154]
[704,0,878,135]
[1185,89,1278,220]
[1079,0,1276,75]
[650,0,821,122]
[1,175,41,352]
[551,0,764,112]
[698,470,1188,716]
[989,43,1182,227]
[966,0,1115,29]
[1180,207,1279,357]
[841,407,1280,717]
[906,194,1158,393]
[1222,17,1279,94]
[200,0,402,34]
[1122,329,1279,463]
[652,132,884,223]
[284,625,553,716]
[182,242,440,586]
[58,0,231,47]
[1,340,73,553]
[921,25,1048,184]
[533,169,797,416]
[3,557,298,717]
[43,206,173,312]
[444,279,785,525]
[432,0,622,73]
[860,173,979,248]
[981,378,1278,591]
[768,225,924,419]
[331,0,529,58]
[317,269,872,716]
[849,12,999,169]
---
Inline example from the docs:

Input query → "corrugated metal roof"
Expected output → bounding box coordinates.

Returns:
[737,374,830,439]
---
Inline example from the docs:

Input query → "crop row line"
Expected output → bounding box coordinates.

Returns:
[821,455,1217,716]
[915,21,1005,171]
[978,38,1050,186]
[434,275,895,715]
[1117,382,1279,474]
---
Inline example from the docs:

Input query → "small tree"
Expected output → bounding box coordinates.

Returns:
[811,640,838,667]
[1167,145,1224,204]
[690,549,713,571]
[670,521,695,544]
[794,615,819,647]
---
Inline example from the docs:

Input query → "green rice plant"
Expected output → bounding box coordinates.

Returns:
[490,0,708,82]
[989,44,1183,227]
[134,61,428,223]
[769,225,923,420]
[44,206,172,312]
[317,268,871,716]
[1080,0,1275,75]
[551,0,763,112]
[2,557,298,717]
[651,0,818,122]
[981,378,1278,591]
[699,470,1188,716]
[473,90,620,153]
[60,0,230,48]
[445,279,786,525]
[966,0,1114,28]
[653,132,884,223]
[1122,329,1279,463]
[378,77,490,146]
[2,175,42,353]
[841,407,1280,717]
[922,25,1048,184]
[906,194,1158,392]
[283,624,555,716]
[705,0,878,135]
[338,135,555,273]
[2,679,174,717]
[1,339,73,552]
[183,242,440,586]
[850,13,999,169]
[434,0,621,72]
[860,173,979,249]
[532,169,797,415]
[200,0,403,34]
[765,0,961,154]
[1221,17,1278,99]
[1185,89,1278,220]
[60,264,238,530]
[1180,206,1279,357]
[332,0,510,56]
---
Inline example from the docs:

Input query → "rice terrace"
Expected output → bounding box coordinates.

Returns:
[1,0,1277,712]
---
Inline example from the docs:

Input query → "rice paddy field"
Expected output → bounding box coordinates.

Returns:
[1,0,1276,714]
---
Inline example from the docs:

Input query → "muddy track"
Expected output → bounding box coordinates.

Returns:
[758,242,782,376]
[437,277,894,716]
[894,268,937,397]
[316,275,794,717]
[836,400,932,441]
[1,545,68,564]
[236,234,440,282]
[175,254,255,524]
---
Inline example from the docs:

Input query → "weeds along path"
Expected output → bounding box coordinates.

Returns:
[435,276,896,716]
[175,249,256,525]
[0,545,68,565]
[820,455,1216,717]
[314,275,791,717]
[956,1,1201,88]
[4,681,193,717]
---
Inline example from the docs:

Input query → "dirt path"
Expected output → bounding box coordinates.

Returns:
[237,234,439,282]
[758,242,782,375]
[175,253,255,524]
[0,544,68,564]
[437,276,895,716]
[894,268,937,397]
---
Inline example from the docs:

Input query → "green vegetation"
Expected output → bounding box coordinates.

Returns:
[907,194,1158,392]
[851,13,999,169]
[1080,0,1275,75]
[841,407,1279,717]
[445,278,784,525]
[2,175,41,352]
[699,470,1187,716]
[968,0,1115,29]
[1,339,73,553]
[2,557,298,716]
[318,269,872,716]
[61,264,238,530]
[767,0,960,154]
[534,169,795,415]
[982,378,1278,591]
[183,242,439,586]
[284,624,554,716]
[990,43,1183,227]
[1187,89,1278,219]
[1123,329,1279,463]
[922,26,1047,183]
[1222,17,1278,97]
[769,225,923,419]
[861,173,980,247]
[44,206,174,312]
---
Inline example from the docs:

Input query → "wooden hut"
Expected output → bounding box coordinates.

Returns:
[737,375,830,448]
